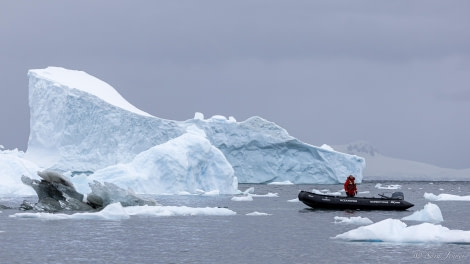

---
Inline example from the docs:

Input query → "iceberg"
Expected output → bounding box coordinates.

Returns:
[2,66,365,197]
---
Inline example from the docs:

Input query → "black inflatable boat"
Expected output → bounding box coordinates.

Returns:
[298,190,414,210]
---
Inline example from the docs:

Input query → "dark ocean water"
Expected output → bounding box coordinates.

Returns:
[1,181,469,264]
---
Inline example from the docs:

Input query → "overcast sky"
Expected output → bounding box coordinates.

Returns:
[1,1,469,169]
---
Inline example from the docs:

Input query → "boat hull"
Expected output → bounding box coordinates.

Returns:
[298,191,414,210]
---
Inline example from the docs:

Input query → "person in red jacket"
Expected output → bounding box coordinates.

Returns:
[344,175,357,197]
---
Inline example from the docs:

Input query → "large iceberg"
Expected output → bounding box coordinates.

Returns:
[23,67,364,193]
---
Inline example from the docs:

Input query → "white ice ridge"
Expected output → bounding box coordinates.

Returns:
[333,218,470,244]
[401,203,443,223]
[10,203,236,220]
[24,66,365,186]
[424,192,470,201]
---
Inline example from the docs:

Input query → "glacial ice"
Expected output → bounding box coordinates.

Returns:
[25,67,365,191]
[0,66,366,198]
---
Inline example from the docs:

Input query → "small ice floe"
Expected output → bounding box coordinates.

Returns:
[375,183,401,190]
[10,203,236,220]
[332,218,470,244]
[424,193,470,201]
[334,216,373,225]
[251,193,279,197]
[287,198,299,202]
[402,203,443,223]
[231,196,254,202]
[246,211,271,216]
[268,180,294,185]
[311,189,342,196]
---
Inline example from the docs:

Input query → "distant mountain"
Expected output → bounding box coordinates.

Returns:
[332,141,470,181]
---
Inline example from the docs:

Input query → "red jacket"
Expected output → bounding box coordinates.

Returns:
[344,178,357,196]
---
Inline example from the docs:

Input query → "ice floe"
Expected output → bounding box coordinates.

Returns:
[333,218,470,244]
[246,211,271,216]
[10,203,236,220]
[334,216,373,225]
[375,183,401,190]
[424,193,470,201]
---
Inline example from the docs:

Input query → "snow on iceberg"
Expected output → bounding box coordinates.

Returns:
[402,203,443,223]
[25,67,365,186]
[424,192,470,201]
[333,218,470,244]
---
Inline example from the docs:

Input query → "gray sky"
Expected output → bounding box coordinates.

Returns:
[1,1,469,169]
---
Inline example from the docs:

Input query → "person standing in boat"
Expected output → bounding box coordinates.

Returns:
[344,175,357,197]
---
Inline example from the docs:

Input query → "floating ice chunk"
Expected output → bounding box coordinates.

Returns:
[334,216,373,225]
[231,196,253,202]
[124,205,236,217]
[268,180,294,185]
[375,183,401,190]
[402,203,443,223]
[10,203,236,220]
[246,211,271,216]
[333,218,470,244]
[250,193,279,197]
[424,193,470,201]
[10,203,130,220]
[287,198,299,202]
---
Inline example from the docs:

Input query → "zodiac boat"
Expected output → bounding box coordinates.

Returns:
[298,190,414,210]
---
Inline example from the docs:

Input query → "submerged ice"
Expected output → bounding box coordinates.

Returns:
[18,66,364,195]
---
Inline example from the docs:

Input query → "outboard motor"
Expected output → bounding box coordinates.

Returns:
[391,192,404,200]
